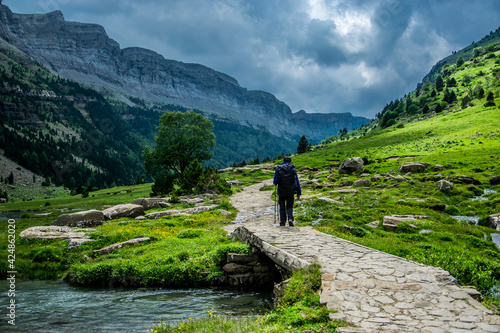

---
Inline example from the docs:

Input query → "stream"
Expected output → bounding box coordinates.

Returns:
[0,280,271,333]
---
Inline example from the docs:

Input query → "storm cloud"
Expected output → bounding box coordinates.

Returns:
[5,0,500,118]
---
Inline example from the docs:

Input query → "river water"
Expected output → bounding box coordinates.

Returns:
[0,280,271,333]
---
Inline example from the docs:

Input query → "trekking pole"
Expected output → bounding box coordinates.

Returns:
[274,184,277,225]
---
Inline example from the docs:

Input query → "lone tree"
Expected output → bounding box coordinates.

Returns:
[296,135,312,154]
[143,111,215,194]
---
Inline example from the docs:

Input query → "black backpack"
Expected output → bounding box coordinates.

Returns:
[277,163,297,196]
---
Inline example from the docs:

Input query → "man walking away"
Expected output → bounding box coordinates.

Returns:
[273,156,301,226]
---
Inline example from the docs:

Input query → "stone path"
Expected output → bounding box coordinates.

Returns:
[224,180,500,333]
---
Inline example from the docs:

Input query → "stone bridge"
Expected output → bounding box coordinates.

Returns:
[224,181,500,333]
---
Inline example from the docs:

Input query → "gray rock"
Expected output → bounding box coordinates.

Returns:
[340,180,353,187]
[132,198,171,210]
[102,204,144,220]
[490,176,500,185]
[94,237,151,255]
[398,162,429,173]
[353,179,371,187]
[20,226,91,240]
[487,213,500,229]
[51,209,104,228]
[339,157,364,174]
[455,177,481,185]
[433,164,444,171]
[437,180,454,191]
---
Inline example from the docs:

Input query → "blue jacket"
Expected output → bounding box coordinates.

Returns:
[273,162,301,196]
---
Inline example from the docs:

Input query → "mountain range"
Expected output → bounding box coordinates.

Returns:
[0,5,368,143]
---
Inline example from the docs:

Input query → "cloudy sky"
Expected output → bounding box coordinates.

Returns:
[4,0,500,119]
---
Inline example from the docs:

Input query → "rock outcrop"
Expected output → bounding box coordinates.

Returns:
[339,157,364,174]
[51,209,104,228]
[102,204,144,220]
[0,5,368,142]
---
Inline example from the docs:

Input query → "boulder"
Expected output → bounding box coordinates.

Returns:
[433,164,444,171]
[20,226,91,240]
[382,215,427,230]
[366,221,380,228]
[340,180,352,187]
[353,179,371,187]
[339,157,364,174]
[94,237,151,255]
[437,180,454,191]
[455,177,481,185]
[102,204,144,220]
[132,198,171,209]
[490,176,500,185]
[398,162,429,173]
[51,209,104,228]
[318,197,342,204]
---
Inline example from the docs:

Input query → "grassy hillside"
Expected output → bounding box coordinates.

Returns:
[237,43,500,300]
[0,39,296,202]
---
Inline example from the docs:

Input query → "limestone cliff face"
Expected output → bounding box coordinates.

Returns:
[0,5,368,142]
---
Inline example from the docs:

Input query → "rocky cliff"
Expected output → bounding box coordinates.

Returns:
[0,5,369,142]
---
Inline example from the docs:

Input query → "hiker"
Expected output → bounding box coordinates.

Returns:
[273,156,301,226]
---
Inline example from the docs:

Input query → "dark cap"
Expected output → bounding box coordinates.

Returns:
[283,156,292,162]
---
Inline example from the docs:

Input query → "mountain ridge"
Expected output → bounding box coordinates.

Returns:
[0,5,369,142]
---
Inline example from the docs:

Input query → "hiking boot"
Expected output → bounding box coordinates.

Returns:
[288,220,294,227]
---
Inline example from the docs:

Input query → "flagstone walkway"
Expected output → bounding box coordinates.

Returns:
[224,180,500,333]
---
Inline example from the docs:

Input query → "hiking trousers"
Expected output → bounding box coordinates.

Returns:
[278,195,294,226]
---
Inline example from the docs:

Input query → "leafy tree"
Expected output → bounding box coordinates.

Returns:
[422,104,430,114]
[485,91,496,107]
[144,111,216,194]
[456,56,465,68]
[435,104,443,113]
[296,135,312,154]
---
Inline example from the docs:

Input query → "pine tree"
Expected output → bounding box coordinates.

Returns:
[297,135,312,154]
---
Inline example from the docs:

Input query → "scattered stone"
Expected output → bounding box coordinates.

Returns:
[360,173,370,177]
[455,177,481,185]
[51,209,104,228]
[366,221,380,228]
[487,213,500,229]
[491,176,500,185]
[217,209,232,216]
[146,205,218,219]
[339,157,364,174]
[68,238,94,249]
[462,287,483,301]
[387,184,399,189]
[94,237,151,255]
[340,180,353,187]
[102,204,144,220]
[353,179,371,187]
[383,215,426,230]
[375,185,387,189]
[437,180,454,191]
[398,162,429,173]
[330,189,358,195]
[132,198,171,209]
[20,226,90,240]
[420,230,433,234]
[318,197,342,204]
[135,216,147,220]
[433,164,444,171]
